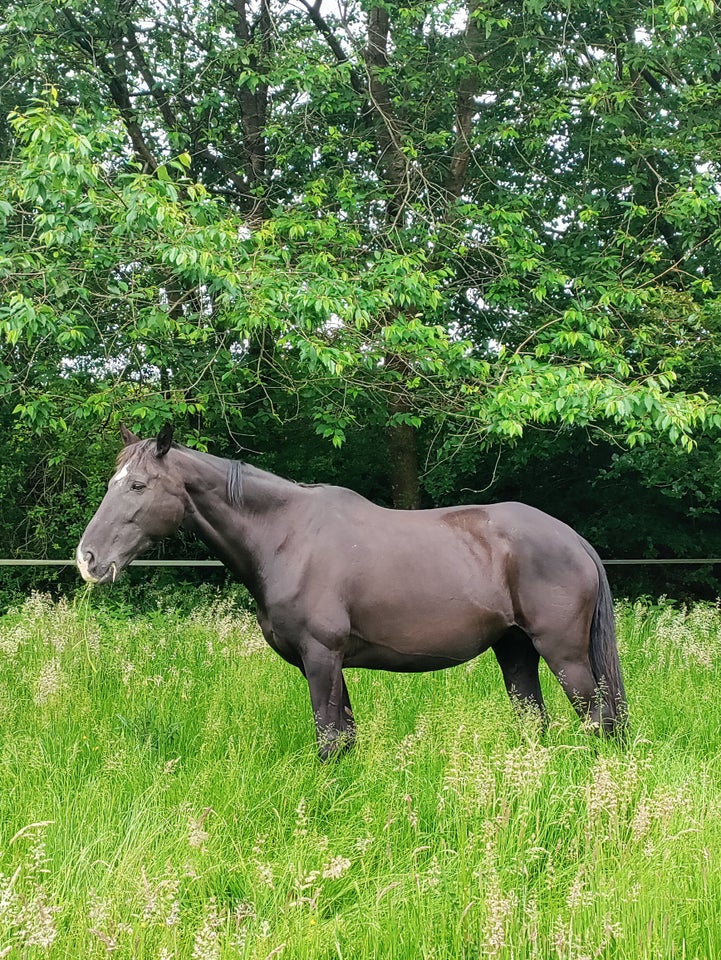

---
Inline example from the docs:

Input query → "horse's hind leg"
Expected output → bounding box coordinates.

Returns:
[341,675,356,742]
[533,636,612,733]
[493,627,547,725]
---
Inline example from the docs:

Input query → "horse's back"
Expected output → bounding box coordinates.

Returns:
[303,490,596,592]
[297,494,596,656]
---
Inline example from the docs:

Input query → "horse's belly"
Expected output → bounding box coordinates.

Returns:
[343,642,475,672]
[343,600,509,672]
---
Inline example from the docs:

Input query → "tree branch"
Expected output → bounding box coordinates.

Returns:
[123,21,178,133]
[61,8,158,171]
[296,0,365,96]
[446,0,483,206]
[364,6,408,222]
[225,0,271,212]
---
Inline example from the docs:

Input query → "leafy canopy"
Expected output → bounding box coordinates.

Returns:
[1,0,720,458]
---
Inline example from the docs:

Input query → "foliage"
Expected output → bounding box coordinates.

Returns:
[0,592,720,957]
[1,0,721,555]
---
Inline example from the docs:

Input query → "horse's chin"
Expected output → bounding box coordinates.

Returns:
[94,562,123,585]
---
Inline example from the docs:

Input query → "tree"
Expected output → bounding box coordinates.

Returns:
[0,0,720,531]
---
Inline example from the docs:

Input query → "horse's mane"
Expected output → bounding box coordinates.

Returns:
[226,458,244,508]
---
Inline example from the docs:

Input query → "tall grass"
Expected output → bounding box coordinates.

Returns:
[1,591,720,958]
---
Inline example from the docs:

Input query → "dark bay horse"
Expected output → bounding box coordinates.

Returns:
[77,426,626,758]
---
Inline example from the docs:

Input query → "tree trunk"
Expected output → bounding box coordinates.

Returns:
[386,419,421,509]
[365,7,422,507]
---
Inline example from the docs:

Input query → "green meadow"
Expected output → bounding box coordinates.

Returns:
[1,588,720,959]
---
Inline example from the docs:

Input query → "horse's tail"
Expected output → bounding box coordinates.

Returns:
[580,538,627,731]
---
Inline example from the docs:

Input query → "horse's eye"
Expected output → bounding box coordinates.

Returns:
[130,481,146,492]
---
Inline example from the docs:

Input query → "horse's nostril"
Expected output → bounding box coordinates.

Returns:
[76,544,100,584]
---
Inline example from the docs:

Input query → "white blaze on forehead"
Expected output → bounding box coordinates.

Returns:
[110,463,129,486]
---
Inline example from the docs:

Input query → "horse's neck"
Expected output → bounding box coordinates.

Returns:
[232,462,297,512]
[180,451,296,593]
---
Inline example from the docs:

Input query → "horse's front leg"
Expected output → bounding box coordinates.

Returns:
[301,641,354,761]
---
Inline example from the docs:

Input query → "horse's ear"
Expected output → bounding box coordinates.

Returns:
[120,424,140,446]
[155,424,174,458]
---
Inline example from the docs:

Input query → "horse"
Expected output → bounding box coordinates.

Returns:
[77,425,626,758]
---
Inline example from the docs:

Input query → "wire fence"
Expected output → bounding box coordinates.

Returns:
[2,558,721,568]
[0,559,224,567]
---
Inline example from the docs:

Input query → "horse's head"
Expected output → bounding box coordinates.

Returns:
[76,425,187,584]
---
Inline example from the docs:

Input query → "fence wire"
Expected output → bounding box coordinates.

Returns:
[2,559,721,568]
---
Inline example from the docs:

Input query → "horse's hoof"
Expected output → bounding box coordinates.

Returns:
[317,734,355,762]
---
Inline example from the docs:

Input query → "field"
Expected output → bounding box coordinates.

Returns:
[1,588,720,959]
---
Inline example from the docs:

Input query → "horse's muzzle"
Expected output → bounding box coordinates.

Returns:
[76,546,98,583]
[75,545,118,584]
